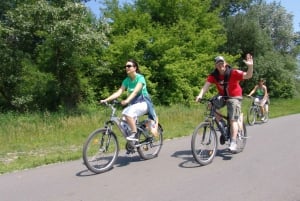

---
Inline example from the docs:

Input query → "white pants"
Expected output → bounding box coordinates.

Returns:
[122,102,148,119]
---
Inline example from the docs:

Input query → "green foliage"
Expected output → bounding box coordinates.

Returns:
[100,0,226,105]
[210,0,254,17]
[0,0,299,112]
[221,1,300,97]
[223,14,273,55]
[0,0,109,111]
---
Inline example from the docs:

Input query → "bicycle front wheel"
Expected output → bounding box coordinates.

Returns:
[191,122,218,166]
[247,106,257,126]
[82,128,119,174]
[137,124,163,160]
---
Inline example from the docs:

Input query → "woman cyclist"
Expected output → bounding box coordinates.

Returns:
[100,59,158,141]
[247,78,269,121]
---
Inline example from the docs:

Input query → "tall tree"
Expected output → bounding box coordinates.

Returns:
[210,0,254,17]
[99,0,227,105]
[221,0,299,97]
[0,0,109,111]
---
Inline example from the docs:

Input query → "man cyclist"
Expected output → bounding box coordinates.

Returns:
[196,54,253,152]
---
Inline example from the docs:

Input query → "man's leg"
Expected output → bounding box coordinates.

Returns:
[227,98,241,152]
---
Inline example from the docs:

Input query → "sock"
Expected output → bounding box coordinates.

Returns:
[130,132,137,137]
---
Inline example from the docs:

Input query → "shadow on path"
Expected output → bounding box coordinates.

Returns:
[76,153,142,176]
[171,148,233,169]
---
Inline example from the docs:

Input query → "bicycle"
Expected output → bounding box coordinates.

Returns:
[191,96,247,166]
[82,100,163,174]
[247,95,269,125]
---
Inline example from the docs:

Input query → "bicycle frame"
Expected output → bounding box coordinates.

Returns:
[191,96,247,166]
[203,98,230,138]
[103,101,133,139]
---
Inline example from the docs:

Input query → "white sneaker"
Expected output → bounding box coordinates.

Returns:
[228,141,237,152]
[126,133,138,141]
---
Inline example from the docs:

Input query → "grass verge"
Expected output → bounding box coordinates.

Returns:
[1,98,299,174]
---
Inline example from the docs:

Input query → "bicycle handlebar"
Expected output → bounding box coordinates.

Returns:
[99,99,120,106]
[197,96,229,104]
[98,100,122,118]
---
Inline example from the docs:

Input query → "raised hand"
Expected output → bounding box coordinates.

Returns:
[243,53,253,66]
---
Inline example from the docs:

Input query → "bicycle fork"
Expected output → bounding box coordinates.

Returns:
[99,128,112,152]
[201,124,214,145]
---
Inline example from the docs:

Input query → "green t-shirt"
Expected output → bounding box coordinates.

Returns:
[256,87,265,96]
[122,73,148,96]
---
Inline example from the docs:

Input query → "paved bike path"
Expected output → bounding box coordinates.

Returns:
[1,114,300,201]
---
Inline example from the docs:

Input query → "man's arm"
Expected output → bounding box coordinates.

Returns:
[196,82,211,101]
[243,53,254,80]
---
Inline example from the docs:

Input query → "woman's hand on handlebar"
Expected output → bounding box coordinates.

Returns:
[196,96,202,102]
[121,100,129,106]
[99,99,107,104]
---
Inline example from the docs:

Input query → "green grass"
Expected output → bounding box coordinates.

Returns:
[1,98,300,174]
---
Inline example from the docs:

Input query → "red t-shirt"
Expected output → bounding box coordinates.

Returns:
[207,69,244,97]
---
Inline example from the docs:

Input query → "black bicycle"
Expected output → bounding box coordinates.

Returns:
[191,97,247,166]
[82,100,163,174]
[247,95,269,125]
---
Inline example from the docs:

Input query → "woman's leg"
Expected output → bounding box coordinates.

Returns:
[122,102,148,140]
[260,98,267,118]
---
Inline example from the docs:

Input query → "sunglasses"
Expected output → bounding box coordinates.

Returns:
[125,64,134,68]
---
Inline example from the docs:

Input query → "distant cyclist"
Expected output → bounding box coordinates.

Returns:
[196,54,253,152]
[247,78,269,121]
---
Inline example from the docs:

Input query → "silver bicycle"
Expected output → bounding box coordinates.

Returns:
[82,100,163,174]
[247,95,269,125]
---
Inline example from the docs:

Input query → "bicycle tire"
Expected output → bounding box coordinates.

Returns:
[82,128,119,174]
[191,122,218,166]
[247,106,257,126]
[235,122,247,153]
[137,124,163,160]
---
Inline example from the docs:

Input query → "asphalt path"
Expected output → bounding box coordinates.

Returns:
[1,114,300,201]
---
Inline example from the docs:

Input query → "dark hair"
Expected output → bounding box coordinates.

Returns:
[127,59,140,73]
[259,78,265,82]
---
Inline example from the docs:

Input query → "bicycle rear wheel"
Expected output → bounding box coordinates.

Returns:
[235,122,247,153]
[82,128,119,174]
[247,106,257,126]
[137,124,163,160]
[191,122,217,166]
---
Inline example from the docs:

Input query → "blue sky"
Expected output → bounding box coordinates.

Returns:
[267,0,300,32]
[86,0,300,32]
